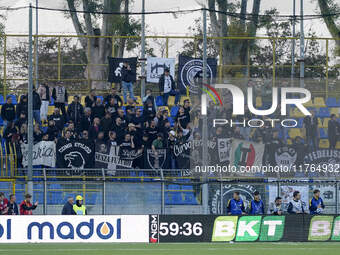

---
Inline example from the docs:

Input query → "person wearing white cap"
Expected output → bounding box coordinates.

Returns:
[167,130,177,169]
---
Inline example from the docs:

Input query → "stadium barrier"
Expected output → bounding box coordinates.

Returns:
[1,214,340,243]
[1,168,340,215]
[0,215,149,243]
[148,214,340,243]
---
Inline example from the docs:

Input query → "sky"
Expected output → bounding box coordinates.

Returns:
[0,0,335,58]
[1,0,331,37]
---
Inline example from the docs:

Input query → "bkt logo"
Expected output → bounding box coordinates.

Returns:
[0,218,121,241]
[201,84,311,116]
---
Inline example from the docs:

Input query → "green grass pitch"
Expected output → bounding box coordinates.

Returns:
[0,243,339,255]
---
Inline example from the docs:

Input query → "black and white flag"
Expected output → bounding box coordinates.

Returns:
[177,55,217,94]
[146,57,175,83]
[145,149,168,170]
[108,57,138,83]
[95,142,134,174]
[56,139,94,169]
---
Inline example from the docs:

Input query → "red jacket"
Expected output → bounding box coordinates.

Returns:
[0,198,8,214]
[19,200,37,215]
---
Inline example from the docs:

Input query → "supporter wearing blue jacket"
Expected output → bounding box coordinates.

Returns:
[249,191,265,215]
[227,191,246,215]
[309,189,325,215]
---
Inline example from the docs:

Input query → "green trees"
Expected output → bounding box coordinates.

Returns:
[65,0,141,88]
[318,0,340,56]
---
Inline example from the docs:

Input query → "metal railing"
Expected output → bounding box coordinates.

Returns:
[0,168,338,215]
[1,34,340,96]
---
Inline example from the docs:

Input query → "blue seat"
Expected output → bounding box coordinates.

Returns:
[317,108,330,118]
[297,118,304,128]
[49,191,62,204]
[97,95,104,102]
[15,184,25,190]
[0,117,3,126]
[165,194,171,205]
[168,117,175,127]
[15,192,24,203]
[63,193,76,203]
[168,184,180,190]
[156,96,164,106]
[326,97,337,107]
[49,97,54,106]
[0,95,5,105]
[171,192,183,204]
[320,128,328,139]
[181,185,193,190]
[35,192,44,203]
[49,183,62,190]
[8,95,17,105]
[85,193,97,205]
[183,192,197,205]
[170,106,179,117]
[34,183,43,190]
[136,106,143,113]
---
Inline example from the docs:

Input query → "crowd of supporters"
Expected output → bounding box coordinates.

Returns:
[0,77,339,171]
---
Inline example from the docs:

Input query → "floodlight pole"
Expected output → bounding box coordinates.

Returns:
[35,0,39,88]
[291,0,296,85]
[202,7,209,215]
[141,0,146,98]
[299,0,305,88]
[28,4,34,198]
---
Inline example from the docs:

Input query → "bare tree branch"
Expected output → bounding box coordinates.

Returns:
[248,0,261,37]
[318,0,340,38]
[82,0,94,36]
[240,0,247,28]
[208,0,220,37]
[66,0,87,49]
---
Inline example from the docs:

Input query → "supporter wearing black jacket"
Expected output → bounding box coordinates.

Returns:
[112,108,127,129]
[85,89,97,108]
[7,194,19,215]
[328,114,339,149]
[79,108,92,133]
[67,96,84,125]
[100,112,113,137]
[145,120,158,143]
[113,117,126,142]
[47,120,60,141]
[32,90,42,125]
[48,108,65,131]
[88,117,101,141]
[105,97,118,116]
[158,68,180,105]
[91,98,105,120]
[143,101,156,122]
[263,129,284,166]
[61,197,75,215]
[15,112,27,130]
[105,88,123,106]
[3,121,18,142]
[16,95,28,118]
[1,96,16,129]
[131,109,145,129]
[303,110,319,150]
[175,106,190,130]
